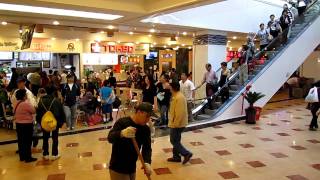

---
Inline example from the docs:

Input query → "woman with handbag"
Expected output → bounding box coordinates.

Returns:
[14,89,37,163]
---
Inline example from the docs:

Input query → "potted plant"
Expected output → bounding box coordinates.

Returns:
[244,91,265,124]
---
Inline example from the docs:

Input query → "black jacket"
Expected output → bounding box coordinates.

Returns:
[108,117,151,174]
[61,84,80,106]
[36,95,66,129]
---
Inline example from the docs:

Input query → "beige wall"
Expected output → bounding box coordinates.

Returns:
[300,51,320,81]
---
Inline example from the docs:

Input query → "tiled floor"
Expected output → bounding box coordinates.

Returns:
[0,99,320,180]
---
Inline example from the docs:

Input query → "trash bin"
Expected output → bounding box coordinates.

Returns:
[254,107,262,121]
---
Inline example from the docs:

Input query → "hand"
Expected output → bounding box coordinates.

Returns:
[317,110,320,116]
[120,126,136,138]
[142,163,152,176]
[153,105,158,112]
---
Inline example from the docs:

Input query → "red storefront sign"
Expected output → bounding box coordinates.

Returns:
[91,43,133,53]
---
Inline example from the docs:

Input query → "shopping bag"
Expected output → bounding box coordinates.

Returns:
[305,87,319,103]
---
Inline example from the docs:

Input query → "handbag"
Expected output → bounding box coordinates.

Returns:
[268,34,273,41]
[305,87,319,103]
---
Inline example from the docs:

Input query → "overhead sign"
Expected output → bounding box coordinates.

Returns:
[91,43,133,54]
[82,53,118,65]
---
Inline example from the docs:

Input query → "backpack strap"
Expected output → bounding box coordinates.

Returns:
[41,98,55,111]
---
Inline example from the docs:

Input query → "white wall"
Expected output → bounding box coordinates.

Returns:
[300,51,320,81]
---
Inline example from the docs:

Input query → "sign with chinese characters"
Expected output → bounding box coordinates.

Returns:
[91,43,133,54]
[82,53,118,65]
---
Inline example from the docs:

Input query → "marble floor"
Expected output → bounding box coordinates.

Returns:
[0,99,319,180]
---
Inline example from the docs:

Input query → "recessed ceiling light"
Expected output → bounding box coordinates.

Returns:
[188,46,192,49]
[229,47,233,50]
[148,34,152,37]
[1,21,8,25]
[182,44,185,47]
[153,42,156,45]
[52,20,59,25]
[129,31,134,35]
[107,25,114,30]
[75,38,80,41]
[51,37,56,40]
[164,45,167,48]
[151,44,154,47]
[0,3,122,20]
[227,40,231,43]
[100,31,105,34]
[135,42,139,44]
[149,28,156,33]
[117,40,121,43]
[232,36,237,40]
[182,32,187,36]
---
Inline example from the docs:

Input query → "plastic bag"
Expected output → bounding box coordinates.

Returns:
[305,87,319,103]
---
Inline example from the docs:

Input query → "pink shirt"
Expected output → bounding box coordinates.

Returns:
[203,69,218,84]
[14,101,36,124]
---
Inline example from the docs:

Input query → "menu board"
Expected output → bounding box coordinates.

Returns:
[19,52,51,61]
[82,53,118,65]
[0,52,13,60]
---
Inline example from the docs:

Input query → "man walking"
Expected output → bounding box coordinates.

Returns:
[179,72,195,122]
[108,102,153,180]
[167,82,193,164]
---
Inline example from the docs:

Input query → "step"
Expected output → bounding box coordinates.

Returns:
[248,75,255,80]
[229,90,238,96]
[204,108,217,115]
[229,84,239,91]
[196,114,212,120]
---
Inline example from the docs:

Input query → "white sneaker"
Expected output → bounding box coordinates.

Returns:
[43,155,50,161]
[51,155,61,161]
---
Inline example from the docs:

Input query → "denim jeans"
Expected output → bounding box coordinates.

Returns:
[64,105,77,128]
[159,105,168,125]
[170,128,191,159]
[42,128,59,156]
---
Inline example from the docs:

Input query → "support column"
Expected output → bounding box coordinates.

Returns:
[192,32,227,99]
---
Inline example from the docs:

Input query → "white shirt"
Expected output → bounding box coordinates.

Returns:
[68,83,74,90]
[179,79,195,101]
[60,73,67,84]
[11,88,37,108]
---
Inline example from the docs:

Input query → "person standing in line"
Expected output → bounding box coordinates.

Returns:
[14,89,37,163]
[256,23,270,51]
[6,68,18,92]
[179,72,195,122]
[60,70,68,89]
[61,74,80,130]
[167,82,193,164]
[36,86,65,160]
[142,75,158,111]
[108,102,153,180]
[219,62,231,103]
[196,63,218,110]
[155,74,171,127]
[108,72,117,89]
[100,80,113,123]
[309,86,320,131]
[11,77,37,108]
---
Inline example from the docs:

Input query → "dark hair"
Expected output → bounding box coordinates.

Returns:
[171,68,176,72]
[161,74,170,82]
[110,72,113,76]
[206,63,212,68]
[259,23,264,27]
[45,85,56,95]
[38,88,46,95]
[66,74,74,79]
[170,82,180,92]
[103,80,110,87]
[49,70,53,74]
[221,62,227,67]
[53,71,59,76]
[270,14,275,18]
[16,89,27,100]
[145,75,154,85]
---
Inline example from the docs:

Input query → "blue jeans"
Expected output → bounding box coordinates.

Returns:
[64,105,77,128]
[159,105,168,125]
[170,128,191,159]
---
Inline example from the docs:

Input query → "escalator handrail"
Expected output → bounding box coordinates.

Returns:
[192,0,320,116]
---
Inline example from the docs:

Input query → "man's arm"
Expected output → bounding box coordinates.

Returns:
[108,121,123,143]
[142,127,152,164]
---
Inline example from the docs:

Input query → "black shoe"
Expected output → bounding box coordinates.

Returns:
[167,157,181,163]
[16,150,19,154]
[182,153,193,164]
[25,157,37,163]
[309,127,317,131]
[19,158,25,162]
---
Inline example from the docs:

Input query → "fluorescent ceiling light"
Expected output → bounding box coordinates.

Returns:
[0,3,123,20]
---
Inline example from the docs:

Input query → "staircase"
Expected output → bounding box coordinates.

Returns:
[192,0,320,123]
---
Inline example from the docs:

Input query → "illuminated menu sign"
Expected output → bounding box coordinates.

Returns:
[83,53,118,65]
[91,43,133,54]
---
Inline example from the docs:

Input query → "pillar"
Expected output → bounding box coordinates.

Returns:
[192,32,227,99]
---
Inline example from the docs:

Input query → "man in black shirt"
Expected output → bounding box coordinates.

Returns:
[108,102,153,180]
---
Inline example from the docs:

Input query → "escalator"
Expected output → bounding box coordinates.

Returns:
[191,0,320,124]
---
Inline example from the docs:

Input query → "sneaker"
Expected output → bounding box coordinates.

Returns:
[182,153,193,164]
[51,154,61,161]
[25,157,37,163]
[167,157,181,163]
[43,155,50,161]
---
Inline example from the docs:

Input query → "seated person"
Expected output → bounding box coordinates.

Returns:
[79,91,99,124]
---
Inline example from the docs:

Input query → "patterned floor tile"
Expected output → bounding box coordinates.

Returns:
[230,122,241,125]
[268,123,279,126]
[252,127,263,130]
[78,152,93,158]
[290,146,307,150]
[36,160,52,166]
[153,168,172,175]
[286,175,308,180]
[214,136,227,140]
[162,148,173,153]
[98,137,108,141]
[215,150,232,156]
[270,153,288,158]
[294,117,303,119]
[247,161,266,168]
[281,120,291,123]
[189,158,205,165]
[93,163,107,170]
[192,129,203,133]
[239,144,254,148]
[277,133,290,136]
[212,125,223,129]
[292,128,304,131]
[260,138,274,142]
[66,143,79,147]
[190,142,204,146]
[218,171,239,179]
[307,139,320,144]
[47,173,65,180]
[311,164,320,171]
[31,148,43,153]
[234,131,246,135]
